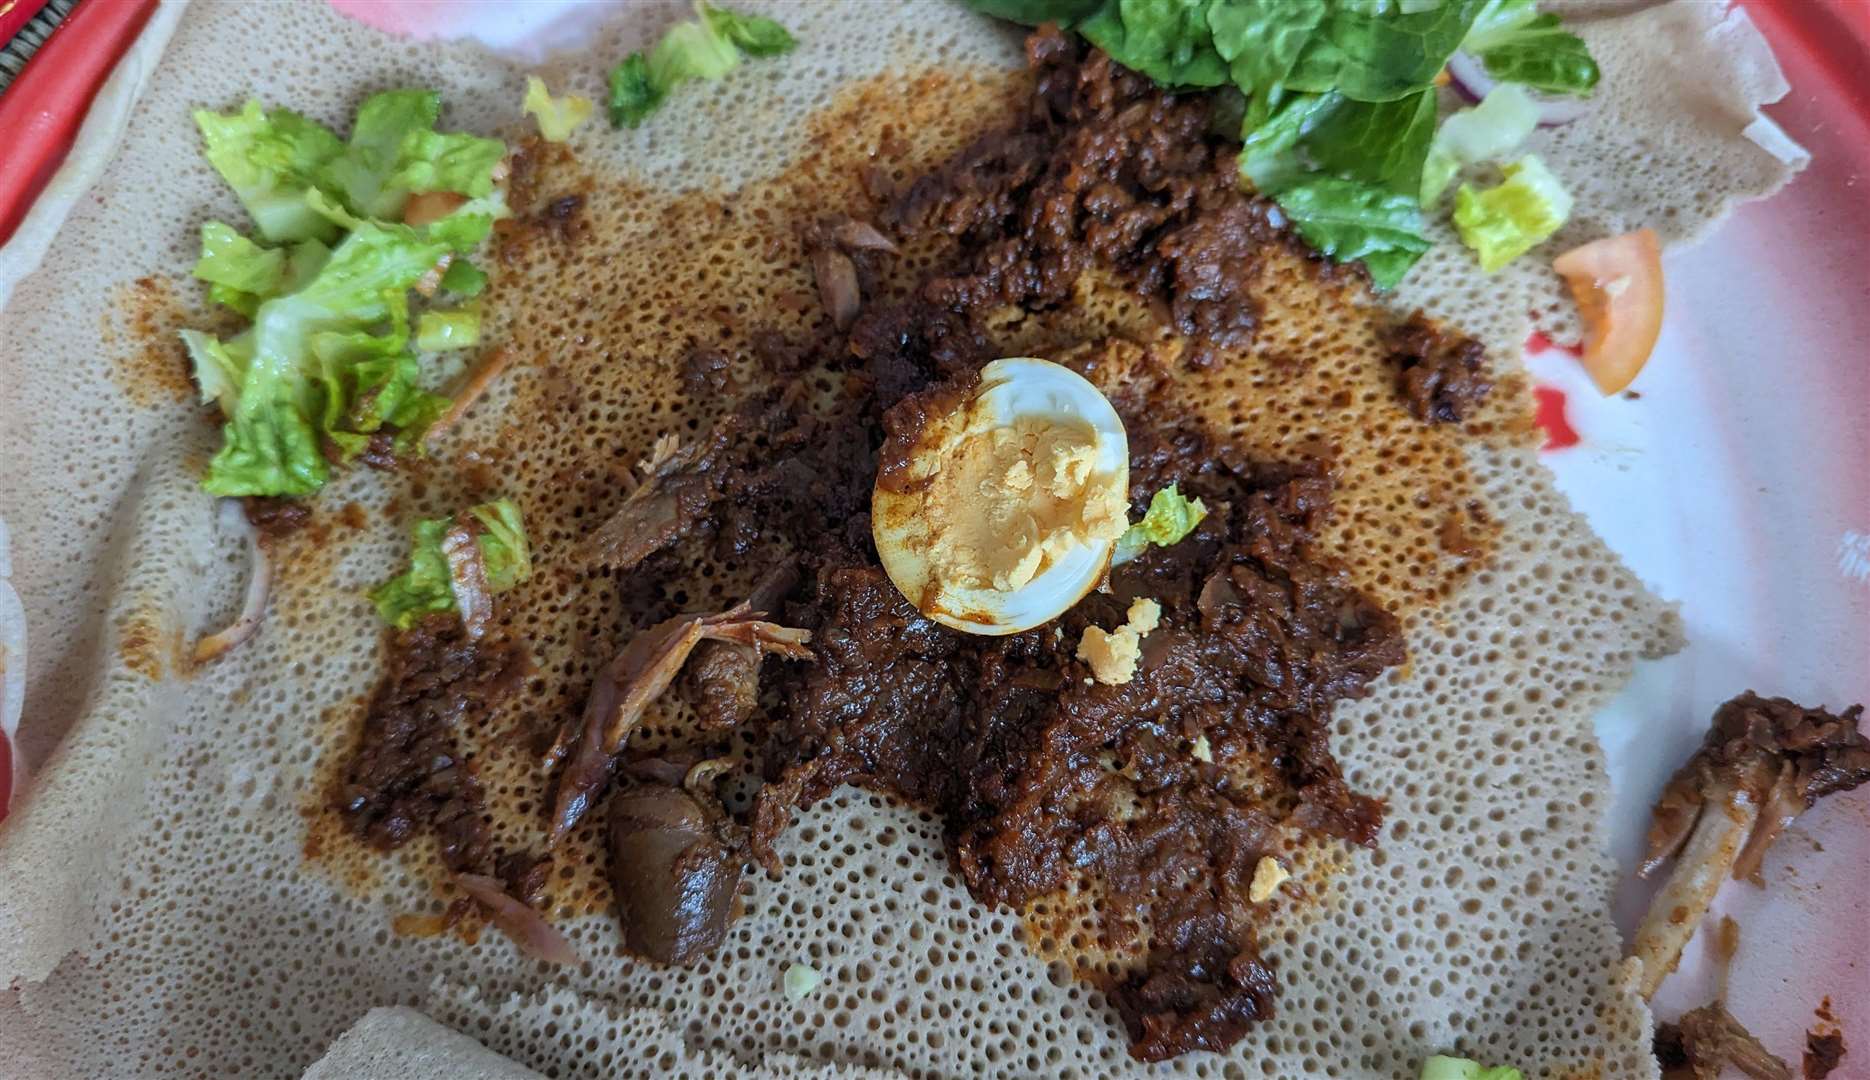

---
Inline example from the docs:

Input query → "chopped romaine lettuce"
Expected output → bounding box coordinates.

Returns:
[522,76,594,143]
[606,54,664,128]
[607,5,796,129]
[179,329,247,413]
[1239,88,1341,195]
[193,101,344,244]
[416,305,482,352]
[1463,0,1598,96]
[1451,154,1572,271]
[1275,176,1431,288]
[700,2,797,57]
[1419,1055,1523,1080]
[470,498,533,591]
[1113,484,1208,565]
[1280,0,1487,102]
[1208,1,1329,97]
[961,0,1105,26]
[1299,88,1438,197]
[203,385,330,498]
[653,20,743,85]
[371,498,532,629]
[439,258,489,297]
[207,284,262,318]
[965,0,1596,289]
[185,89,506,500]
[192,221,286,297]
[318,89,505,222]
[1079,0,1229,88]
[1421,82,1539,204]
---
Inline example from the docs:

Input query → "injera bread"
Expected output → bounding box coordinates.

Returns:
[0,2,1801,1077]
[302,1006,543,1080]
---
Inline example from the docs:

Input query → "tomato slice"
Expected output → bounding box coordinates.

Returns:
[1552,228,1665,395]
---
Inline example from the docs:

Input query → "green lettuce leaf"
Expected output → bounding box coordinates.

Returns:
[1208,0,1328,96]
[319,89,505,222]
[964,0,1106,25]
[371,498,533,629]
[1284,0,1486,102]
[202,386,329,498]
[652,19,743,85]
[1420,1055,1523,1080]
[370,517,455,629]
[606,53,664,128]
[522,75,595,143]
[1079,0,1229,88]
[1450,154,1572,271]
[186,89,504,500]
[1298,87,1438,197]
[416,305,482,352]
[190,221,454,495]
[440,258,489,297]
[1113,484,1209,564]
[208,284,262,318]
[1274,176,1430,288]
[469,498,533,591]
[308,293,446,455]
[192,221,286,297]
[1420,82,1539,204]
[193,101,344,243]
[606,6,796,129]
[179,329,249,413]
[1239,88,1341,194]
[1464,0,1598,96]
[422,196,505,253]
[701,2,798,57]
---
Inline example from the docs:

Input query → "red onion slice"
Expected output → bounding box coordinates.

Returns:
[440,519,493,642]
[193,501,273,664]
[455,873,580,967]
[1445,51,1595,127]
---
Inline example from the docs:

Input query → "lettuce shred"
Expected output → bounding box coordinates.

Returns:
[371,498,532,629]
[183,90,507,498]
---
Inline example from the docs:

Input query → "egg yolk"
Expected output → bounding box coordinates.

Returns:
[914,410,1125,609]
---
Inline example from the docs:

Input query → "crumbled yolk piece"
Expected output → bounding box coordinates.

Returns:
[1076,597,1161,685]
[923,415,1126,599]
[1249,856,1290,903]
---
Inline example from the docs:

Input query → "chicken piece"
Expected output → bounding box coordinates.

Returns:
[808,215,897,331]
[685,564,800,729]
[546,600,812,846]
[1633,692,1869,999]
[581,428,731,571]
[1654,1002,1791,1080]
[606,777,745,966]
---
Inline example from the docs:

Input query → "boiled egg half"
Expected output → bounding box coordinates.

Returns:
[872,357,1129,635]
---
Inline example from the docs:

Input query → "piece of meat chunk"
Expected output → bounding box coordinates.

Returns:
[335,616,525,873]
[607,781,745,966]
[546,595,812,845]
[685,564,801,730]
[1655,1002,1792,1080]
[1380,311,1492,424]
[1633,692,1869,999]
[581,426,735,572]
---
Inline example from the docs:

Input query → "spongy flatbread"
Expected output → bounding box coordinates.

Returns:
[0,2,1799,1077]
[302,1006,543,1080]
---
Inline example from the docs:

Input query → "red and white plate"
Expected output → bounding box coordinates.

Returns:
[1,0,1863,1059]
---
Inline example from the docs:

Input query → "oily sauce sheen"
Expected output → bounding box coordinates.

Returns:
[312,30,1520,1062]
